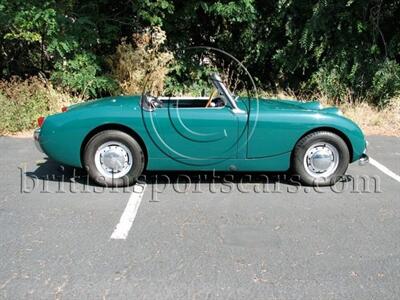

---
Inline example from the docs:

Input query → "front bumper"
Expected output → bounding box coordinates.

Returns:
[359,140,369,165]
[359,153,369,165]
[33,128,43,153]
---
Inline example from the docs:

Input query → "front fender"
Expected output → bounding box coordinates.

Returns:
[247,110,366,162]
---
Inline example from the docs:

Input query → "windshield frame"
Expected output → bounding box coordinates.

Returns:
[210,73,245,114]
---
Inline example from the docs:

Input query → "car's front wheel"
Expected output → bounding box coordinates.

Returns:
[292,131,350,186]
[83,130,145,187]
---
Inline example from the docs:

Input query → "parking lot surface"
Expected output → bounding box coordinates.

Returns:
[0,135,399,299]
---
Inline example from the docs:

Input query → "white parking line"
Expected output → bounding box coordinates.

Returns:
[108,155,398,240]
[110,184,147,240]
[369,158,400,183]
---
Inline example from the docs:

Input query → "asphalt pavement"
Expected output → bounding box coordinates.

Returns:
[0,135,399,299]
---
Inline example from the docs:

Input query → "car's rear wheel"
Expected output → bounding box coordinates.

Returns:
[292,131,350,186]
[83,130,145,187]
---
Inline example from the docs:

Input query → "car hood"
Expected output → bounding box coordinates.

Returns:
[254,98,342,115]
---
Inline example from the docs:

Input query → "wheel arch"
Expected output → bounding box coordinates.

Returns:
[291,127,353,164]
[80,123,148,169]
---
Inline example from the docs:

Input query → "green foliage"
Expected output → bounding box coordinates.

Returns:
[135,0,174,26]
[0,77,73,133]
[311,67,349,104]
[371,60,400,106]
[0,0,131,77]
[163,57,218,96]
[0,0,399,106]
[3,5,57,43]
[205,0,256,23]
[51,53,117,98]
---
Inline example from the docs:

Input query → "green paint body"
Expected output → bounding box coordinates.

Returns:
[38,96,367,171]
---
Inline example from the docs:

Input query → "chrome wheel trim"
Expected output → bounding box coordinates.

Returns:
[94,141,133,179]
[303,142,339,178]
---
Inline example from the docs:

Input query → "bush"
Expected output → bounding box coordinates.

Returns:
[0,77,75,134]
[311,59,400,106]
[51,53,118,99]
[110,27,174,96]
[370,60,400,107]
[311,66,353,104]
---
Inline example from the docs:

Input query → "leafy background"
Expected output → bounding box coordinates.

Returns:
[0,0,399,133]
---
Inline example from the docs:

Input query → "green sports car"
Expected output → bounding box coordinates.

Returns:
[34,73,368,187]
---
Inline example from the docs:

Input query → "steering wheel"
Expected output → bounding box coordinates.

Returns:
[205,89,218,108]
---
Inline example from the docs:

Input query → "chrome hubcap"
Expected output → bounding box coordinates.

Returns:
[94,142,133,178]
[303,143,339,178]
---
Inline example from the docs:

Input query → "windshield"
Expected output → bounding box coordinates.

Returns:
[141,73,243,113]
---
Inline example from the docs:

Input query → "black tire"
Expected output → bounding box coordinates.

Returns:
[83,130,145,187]
[292,131,350,186]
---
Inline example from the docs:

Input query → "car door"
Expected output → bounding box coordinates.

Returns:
[142,99,240,162]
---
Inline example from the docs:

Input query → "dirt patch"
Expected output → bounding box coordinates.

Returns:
[339,101,400,137]
[4,130,33,138]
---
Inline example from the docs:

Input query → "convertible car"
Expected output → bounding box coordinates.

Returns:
[34,73,368,186]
